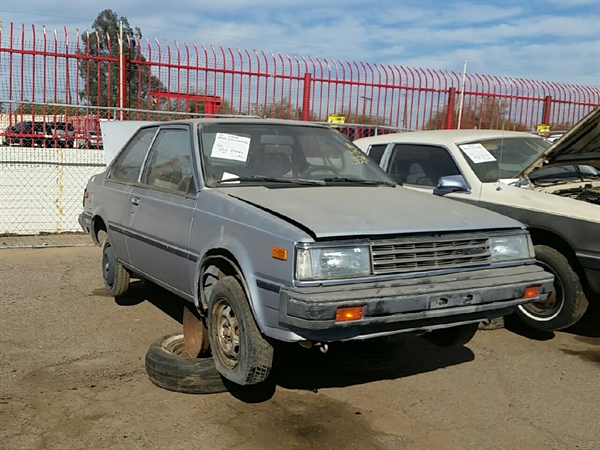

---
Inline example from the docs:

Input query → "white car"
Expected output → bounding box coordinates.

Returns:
[354,106,600,332]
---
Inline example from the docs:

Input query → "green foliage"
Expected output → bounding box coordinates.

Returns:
[78,9,164,115]
[6,101,84,116]
[426,97,528,131]
[252,99,302,119]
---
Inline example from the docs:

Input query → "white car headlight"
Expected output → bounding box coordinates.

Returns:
[489,234,534,262]
[296,244,372,280]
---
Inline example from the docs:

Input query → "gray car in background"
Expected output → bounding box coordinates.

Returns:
[79,119,553,386]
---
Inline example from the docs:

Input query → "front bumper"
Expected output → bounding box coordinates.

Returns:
[279,265,553,341]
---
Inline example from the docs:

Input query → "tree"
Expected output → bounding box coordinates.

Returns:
[425,98,528,131]
[252,98,302,119]
[78,9,164,115]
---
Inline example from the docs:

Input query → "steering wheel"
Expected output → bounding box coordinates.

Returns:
[299,165,340,178]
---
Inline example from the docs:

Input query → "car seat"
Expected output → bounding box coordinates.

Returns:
[257,152,292,178]
[405,163,431,185]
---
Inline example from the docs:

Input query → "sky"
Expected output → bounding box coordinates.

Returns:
[0,0,599,87]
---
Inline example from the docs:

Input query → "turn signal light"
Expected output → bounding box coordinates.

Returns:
[272,247,288,261]
[522,286,540,299]
[335,306,364,322]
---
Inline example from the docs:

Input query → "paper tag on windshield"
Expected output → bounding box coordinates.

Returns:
[459,143,497,164]
[211,133,251,162]
[220,172,239,183]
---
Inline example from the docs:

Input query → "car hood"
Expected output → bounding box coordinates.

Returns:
[219,185,523,239]
[519,105,600,178]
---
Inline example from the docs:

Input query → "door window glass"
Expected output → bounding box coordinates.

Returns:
[142,128,196,193]
[367,144,387,164]
[109,127,158,183]
[390,144,461,186]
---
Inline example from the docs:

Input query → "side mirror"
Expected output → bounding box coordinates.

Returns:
[433,175,470,196]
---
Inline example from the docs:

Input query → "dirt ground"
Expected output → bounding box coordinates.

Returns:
[1,246,598,450]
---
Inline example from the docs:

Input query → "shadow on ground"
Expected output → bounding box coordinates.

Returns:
[112,280,475,403]
[503,302,600,340]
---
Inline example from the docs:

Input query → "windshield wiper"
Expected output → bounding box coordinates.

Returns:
[321,177,395,187]
[216,175,324,185]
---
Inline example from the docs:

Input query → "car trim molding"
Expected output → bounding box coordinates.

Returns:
[256,279,281,293]
[108,222,199,262]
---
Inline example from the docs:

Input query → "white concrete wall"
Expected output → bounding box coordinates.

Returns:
[0,146,106,234]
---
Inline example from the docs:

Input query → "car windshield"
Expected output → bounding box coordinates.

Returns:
[198,122,395,187]
[458,137,551,182]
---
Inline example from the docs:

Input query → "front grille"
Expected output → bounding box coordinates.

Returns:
[371,234,491,275]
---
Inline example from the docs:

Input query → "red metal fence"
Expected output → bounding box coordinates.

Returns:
[1,21,599,146]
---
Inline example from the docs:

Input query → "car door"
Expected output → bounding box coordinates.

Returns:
[385,143,479,202]
[102,126,159,264]
[125,125,198,295]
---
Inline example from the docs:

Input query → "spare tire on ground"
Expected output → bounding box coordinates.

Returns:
[145,333,228,394]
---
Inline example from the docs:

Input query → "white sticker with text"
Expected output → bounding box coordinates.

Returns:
[211,133,251,162]
[459,143,497,164]
[220,172,240,183]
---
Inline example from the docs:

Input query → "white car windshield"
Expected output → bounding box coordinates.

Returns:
[458,137,551,182]
[198,123,395,187]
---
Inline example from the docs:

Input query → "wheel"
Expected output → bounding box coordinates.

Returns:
[101,238,130,296]
[145,334,227,394]
[515,245,589,331]
[207,276,273,385]
[422,323,479,347]
[183,304,210,357]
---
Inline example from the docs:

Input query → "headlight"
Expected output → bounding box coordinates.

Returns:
[489,234,534,262]
[296,244,371,280]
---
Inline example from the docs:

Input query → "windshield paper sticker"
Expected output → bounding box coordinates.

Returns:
[211,133,251,162]
[459,143,497,164]
[220,172,240,183]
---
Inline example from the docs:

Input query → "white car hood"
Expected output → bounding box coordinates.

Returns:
[519,105,600,178]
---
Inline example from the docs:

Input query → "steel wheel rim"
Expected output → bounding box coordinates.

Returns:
[520,260,564,320]
[212,298,240,370]
[102,244,115,288]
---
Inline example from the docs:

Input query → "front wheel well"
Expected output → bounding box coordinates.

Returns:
[528,227,586,284]
[198,249,247,310]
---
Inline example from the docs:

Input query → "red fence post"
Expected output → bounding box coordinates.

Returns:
[301,72,312,121]
[542,95,552,125]
[445,87,456,129]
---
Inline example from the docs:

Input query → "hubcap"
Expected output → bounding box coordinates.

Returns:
[522,260,564,319]
[102,244,115,288]
[212,298,240,370]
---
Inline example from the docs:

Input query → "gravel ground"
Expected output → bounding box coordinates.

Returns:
[0,246,598,450]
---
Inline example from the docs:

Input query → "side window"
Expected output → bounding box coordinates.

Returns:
[390,144,461,187]
[367,144,387,164]
[110,127,158,183]
[142,128,196,193]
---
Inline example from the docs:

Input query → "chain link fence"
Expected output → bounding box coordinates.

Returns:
[0,101,220,245]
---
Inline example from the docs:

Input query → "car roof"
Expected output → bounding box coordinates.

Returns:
[137,117,332,128]
[353,129,538,148]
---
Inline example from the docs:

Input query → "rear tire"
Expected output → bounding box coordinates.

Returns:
[515,245,588,331]
[207,276,273,386]
[102,238,130,297]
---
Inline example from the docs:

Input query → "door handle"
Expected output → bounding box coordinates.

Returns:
[131,197,140,206]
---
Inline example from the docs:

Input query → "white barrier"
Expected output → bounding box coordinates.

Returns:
[0,146,106,234]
